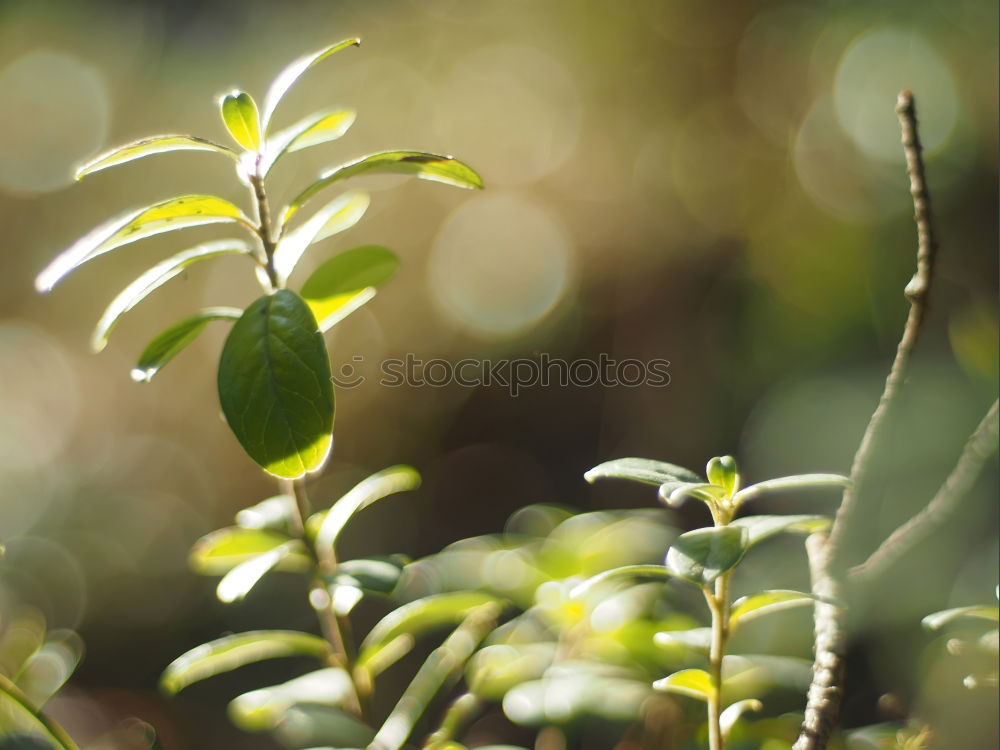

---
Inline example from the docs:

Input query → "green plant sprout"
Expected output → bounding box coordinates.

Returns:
[584,456,850,750]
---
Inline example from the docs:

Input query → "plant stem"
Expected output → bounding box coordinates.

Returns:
[792,90,941,750]
[705,573,731,750]
[249,166,280,290]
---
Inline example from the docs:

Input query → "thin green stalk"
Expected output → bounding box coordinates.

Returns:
[705,572,731,750]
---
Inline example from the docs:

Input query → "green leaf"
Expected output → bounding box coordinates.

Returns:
[729,514,830,548]
[300,245,399,332]
[14,631,84,708]
[730,590,820,630]
[652,668,713,701]
[92,240,249,352]
[217,290,334,479]
[358,592,504,671]
[310,466,421,554]
[273,704,375,749]
[666,526,749,585]
[922,605,1000,630]
[161,630,330,695]
[658,482,727,509]
[732,474,851,506]
[216,541,300,604]
[220,90,262,151]
[228,667,355,731]
[260,109,356,176]
[0,674,80,749]
[720,699,763,739]
[261,38,361,131]
[36,195,251,292]
[283,151,483,226]
[569,564,675,598]
[189,526,309,575]
[235,495,295,531]
[272,190,371,281]
[584,457,702,486]
[326,556,408,596]
[75,135,237,179]
[654,627,712,652]
[131,307,241,383]
[706,456,740,496]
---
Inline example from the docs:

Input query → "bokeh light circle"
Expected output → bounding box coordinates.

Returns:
[0,50,108,195]
[428,192,574,339]
[834,28,958,162]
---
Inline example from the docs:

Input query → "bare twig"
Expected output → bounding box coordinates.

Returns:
[792,91,941,750]
[851,400,999,583]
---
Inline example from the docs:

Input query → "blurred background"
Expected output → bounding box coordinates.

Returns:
[0,0,996,747]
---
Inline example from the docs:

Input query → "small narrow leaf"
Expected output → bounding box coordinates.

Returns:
[652,669,713,701]
[189,526,309,575]
[228,667,355,731]
[261,38,361,131]
[216,541,299,604]
[75,135,237,178]
[235,495,295,531]
[569,565,675,598]
[36,195,251,292]
[283,151,483,226]
[729,515,831,548]
[720,699,763,738]
[666,526,749,585]
[217,290,334,479]
[706,456,740,496]
[220,90,262,150]
[325,556,408,596]
[300,245,399,331]
[654,627,712,652]
[922,605,1000,630]
[730,590,820,630]
[358,592,503,671]
[311,465,420,554]
[260,109,356,176]
[160,630,330,695]
[658,482,727,509]
[0,674,80,750]
[14,631,84,708]
[272,190,370,280]
[131,307,242,383]
[732,474,851,506]
[92,240,249,352]
[584,457,701,486]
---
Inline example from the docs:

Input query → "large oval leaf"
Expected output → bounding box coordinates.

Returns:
[36,195,251,292]
[272,191,370,281]
[282,151,483,226]
[131,307,242,383]
[220,90,261,151]
[261,38,361,131]
[161,630,330,695]
[92,239,249,352]
[666,526,749,585]
[217,290,334,479]
[584,457,701,486]
[260,109,356,176]
[300,245,399,332]
[75,135,237,179]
